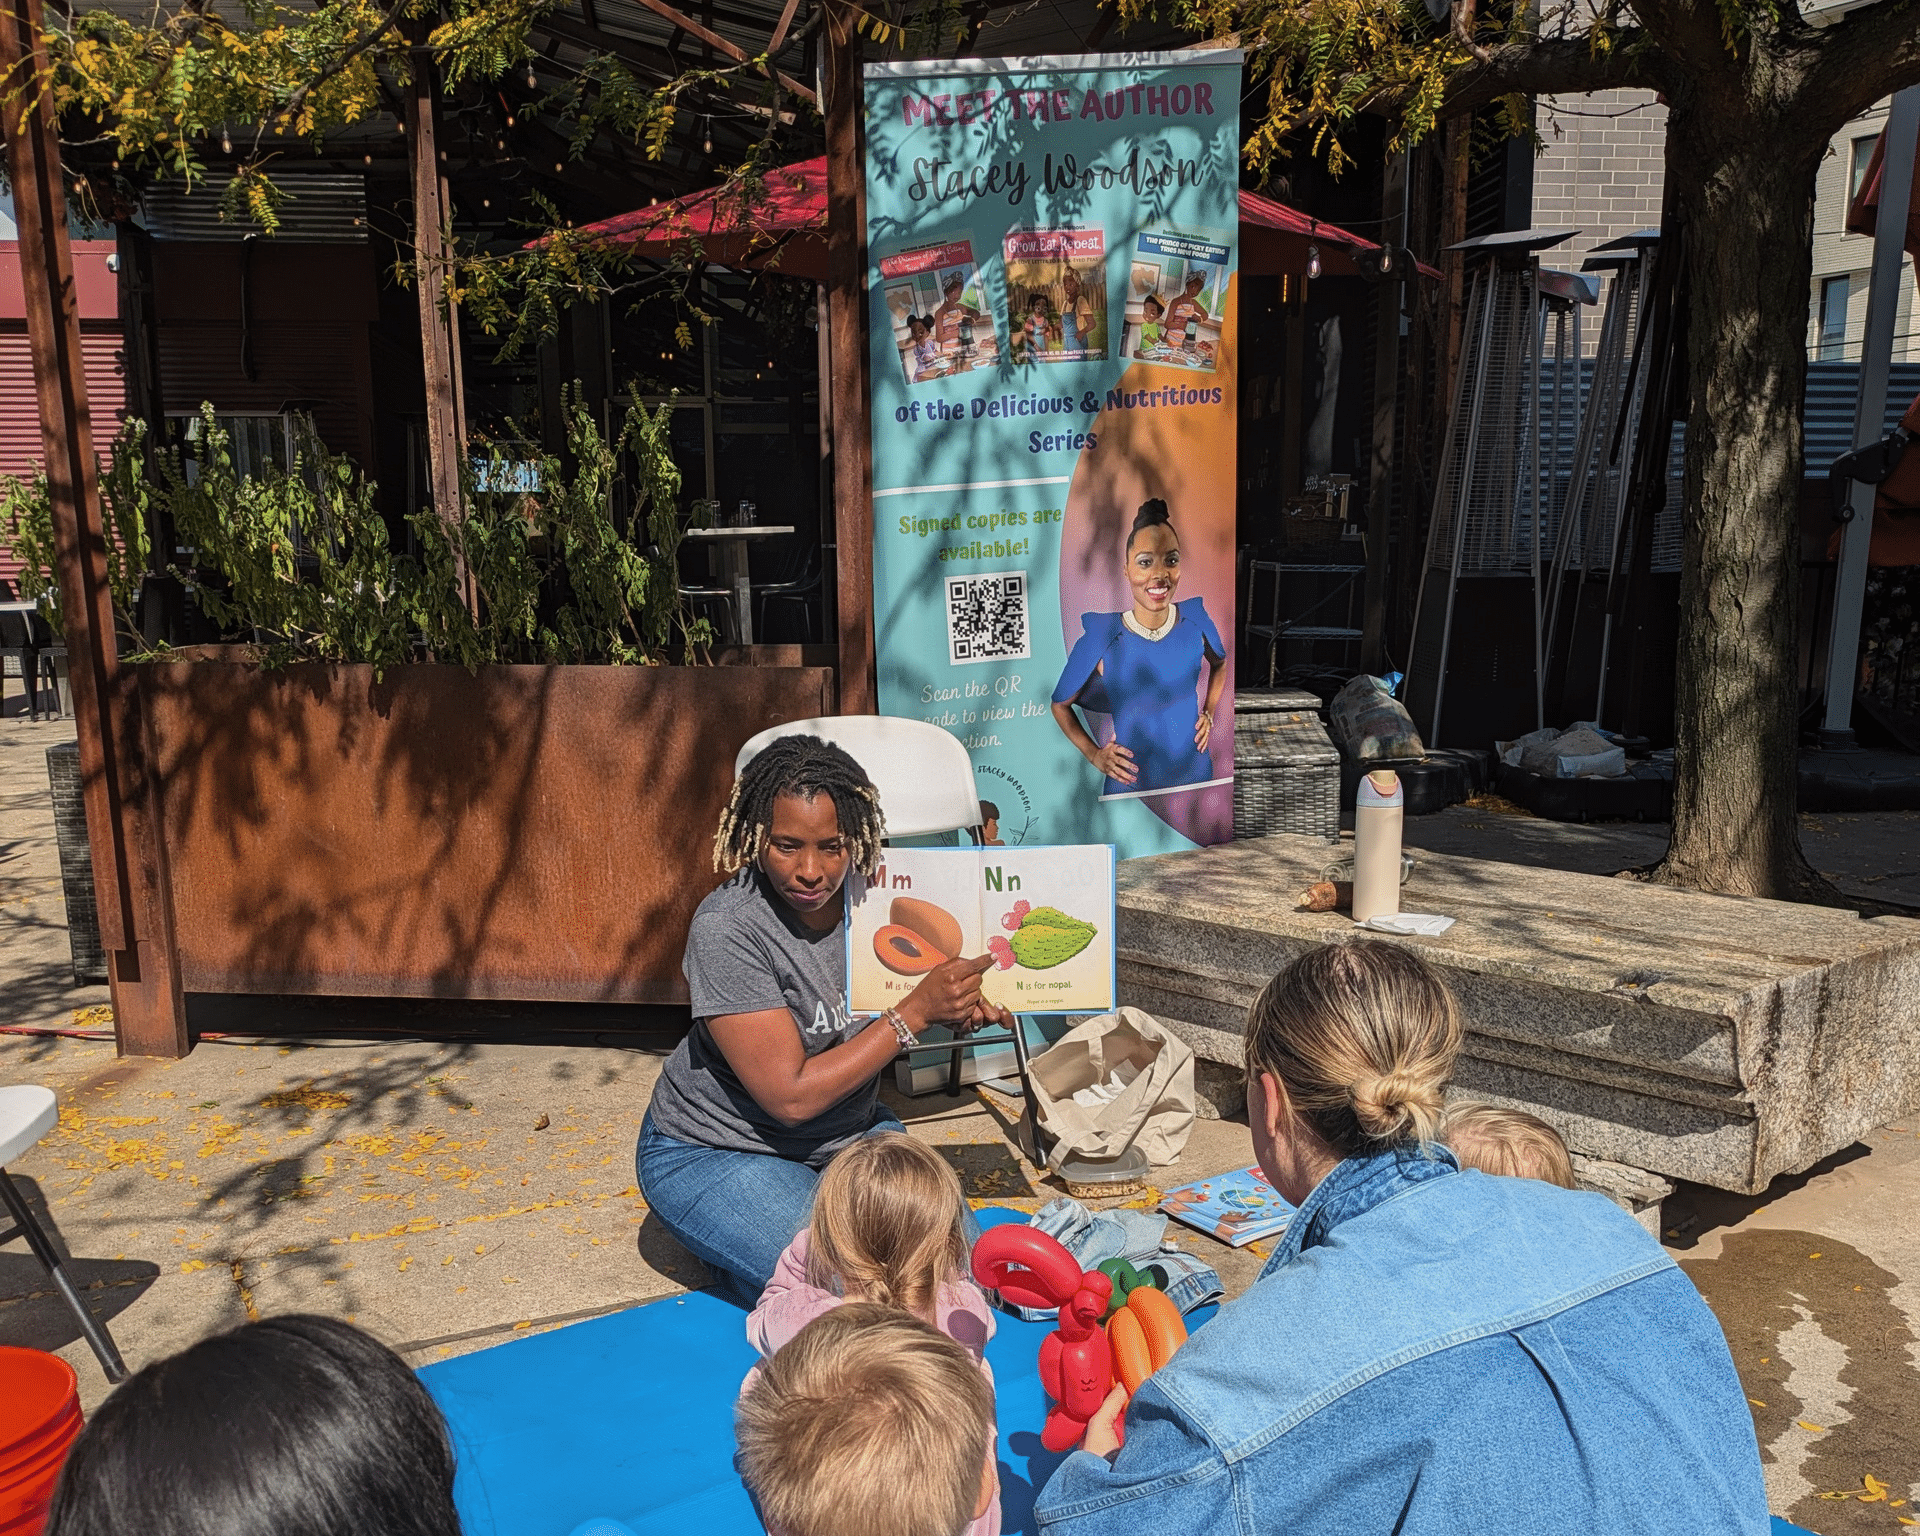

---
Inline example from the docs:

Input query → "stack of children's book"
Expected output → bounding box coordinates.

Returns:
[1159,1165,1297,1247]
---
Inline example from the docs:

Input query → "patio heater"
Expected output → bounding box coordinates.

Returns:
[1539,230,1682,726]
[1404,229,1577,748]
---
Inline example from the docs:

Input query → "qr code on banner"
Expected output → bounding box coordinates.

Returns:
[946,572,1031,665]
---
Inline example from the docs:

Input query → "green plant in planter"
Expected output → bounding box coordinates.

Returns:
[0,424,154,648]
[448,384,710,665]
[163,407,416,670]
[3,392,717,668]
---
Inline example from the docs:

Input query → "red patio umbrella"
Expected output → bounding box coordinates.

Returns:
[562,156,1436,282]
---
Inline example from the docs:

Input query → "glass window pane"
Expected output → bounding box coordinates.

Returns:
[1850,136,1877,204]
[1818,275,1851,361]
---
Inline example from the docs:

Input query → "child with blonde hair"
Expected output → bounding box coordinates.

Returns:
[1441,1102,1576,1189]
[737,1304,998,1536]
[745,1132,998,1536]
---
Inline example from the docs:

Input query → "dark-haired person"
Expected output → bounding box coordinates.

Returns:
[1050,499,1229,799]
[1036,944,1769,1536]
[46,1315,461,1536]
[932,272,987,351]
[638,734,1011,1303]
[1161,268,1210,348]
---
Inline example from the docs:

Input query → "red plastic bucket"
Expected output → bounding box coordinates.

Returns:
[0,1348,82,1536]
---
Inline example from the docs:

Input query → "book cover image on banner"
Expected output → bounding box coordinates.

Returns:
[1005,228,1108,363]
[864,51,1242,861]
[879,237,1001,386]
[1123,230,1230,367]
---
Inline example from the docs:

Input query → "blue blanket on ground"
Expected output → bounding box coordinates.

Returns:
[421,1208,1793,1536]
[420,1210,1071,1536]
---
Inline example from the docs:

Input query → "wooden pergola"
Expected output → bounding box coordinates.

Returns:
[2,0,1174,1054]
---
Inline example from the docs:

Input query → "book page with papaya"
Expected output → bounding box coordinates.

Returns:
[845,845,1116,1016]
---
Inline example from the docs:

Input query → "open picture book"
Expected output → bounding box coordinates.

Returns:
[845,845,1116,1016]
[1159,1165,1297,1247]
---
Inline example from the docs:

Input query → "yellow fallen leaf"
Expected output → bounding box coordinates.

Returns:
[1808,1252,1823,1260]
[1748,1399,1767,1408]
[1861,1475,1889,1503]
[1899,1519,1916,1528]
[1894,1500,1909,1508]
[1797,1421,1826,1433]
[179,1259,207,1273]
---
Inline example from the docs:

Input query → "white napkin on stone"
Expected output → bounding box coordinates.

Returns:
[1355,913,1455,936]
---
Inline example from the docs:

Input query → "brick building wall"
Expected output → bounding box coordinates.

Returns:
[1530,89,1668,277]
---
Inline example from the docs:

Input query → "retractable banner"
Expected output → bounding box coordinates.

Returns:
[864,50,1242,855]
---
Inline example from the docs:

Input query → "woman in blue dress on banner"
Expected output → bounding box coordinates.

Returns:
[1050,499,1230,799]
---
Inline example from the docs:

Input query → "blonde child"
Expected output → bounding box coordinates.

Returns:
[737,1304,998,1536]
[745,1133,998,1536]
[1441,1103,1576,1189]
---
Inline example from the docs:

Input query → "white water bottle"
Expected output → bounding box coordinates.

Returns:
[1352,770,1405,924]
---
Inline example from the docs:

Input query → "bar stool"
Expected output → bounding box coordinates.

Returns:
[0,1086,130,1382]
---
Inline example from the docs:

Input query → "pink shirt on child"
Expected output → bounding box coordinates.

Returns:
[743,1230,1002,1536]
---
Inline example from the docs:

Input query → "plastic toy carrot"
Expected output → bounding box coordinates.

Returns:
[1106,1285,1187,1396]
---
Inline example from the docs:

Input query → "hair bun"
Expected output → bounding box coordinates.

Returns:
[1350,1069,1444,1144]
[1134,498,1171,528]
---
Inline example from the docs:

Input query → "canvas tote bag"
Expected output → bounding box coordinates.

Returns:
[1025,1007,1196,1169]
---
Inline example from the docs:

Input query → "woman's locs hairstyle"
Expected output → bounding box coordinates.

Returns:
[1244,942,1463,1156]
[45,1315,461,1536]
[714,733,887,878]
[1127,498,1173,551]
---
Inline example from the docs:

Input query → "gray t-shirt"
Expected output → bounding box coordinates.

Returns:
[647,870,883,1168]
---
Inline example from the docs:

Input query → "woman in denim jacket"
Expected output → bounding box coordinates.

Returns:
[1037,944,1770,1536]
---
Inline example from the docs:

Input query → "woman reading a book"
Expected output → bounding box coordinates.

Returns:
[1036,943,1769,1536]
[637,735,1009,1304]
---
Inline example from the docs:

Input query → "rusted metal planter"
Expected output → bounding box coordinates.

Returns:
[139,659,834,1005]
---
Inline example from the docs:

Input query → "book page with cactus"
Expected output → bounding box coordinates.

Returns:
[846,845,1116,1016]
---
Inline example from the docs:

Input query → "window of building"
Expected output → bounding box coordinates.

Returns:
[1850,136,1877,205]
[1817,275,1852,361]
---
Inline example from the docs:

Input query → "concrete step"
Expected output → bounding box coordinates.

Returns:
[1116,835,1920,1195]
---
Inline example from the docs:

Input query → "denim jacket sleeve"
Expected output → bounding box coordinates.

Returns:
[1035,1378,1241,1535]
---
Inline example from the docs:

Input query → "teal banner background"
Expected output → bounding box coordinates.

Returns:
[863,51,1243,855]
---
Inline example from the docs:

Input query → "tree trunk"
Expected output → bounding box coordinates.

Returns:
[1656,94,1835,901]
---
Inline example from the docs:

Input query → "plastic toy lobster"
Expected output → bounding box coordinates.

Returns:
[972,1226,1188,1452]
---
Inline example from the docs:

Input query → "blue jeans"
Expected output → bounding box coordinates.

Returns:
[635,1110,903,1306]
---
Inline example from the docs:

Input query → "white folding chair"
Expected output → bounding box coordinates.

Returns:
[736,715,983,838]
[736,718,1047,1139]
[0,1085,130,1382]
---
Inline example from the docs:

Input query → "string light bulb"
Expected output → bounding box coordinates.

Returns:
[1306,242,1321,280]
[526,66,537,88]
[221,132,232,153]
[1379,244,1394,274]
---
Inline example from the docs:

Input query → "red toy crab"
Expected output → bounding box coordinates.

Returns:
[971,1225,1116,1452]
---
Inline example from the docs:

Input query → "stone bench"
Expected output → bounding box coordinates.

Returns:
[1116,835,1920,1196]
